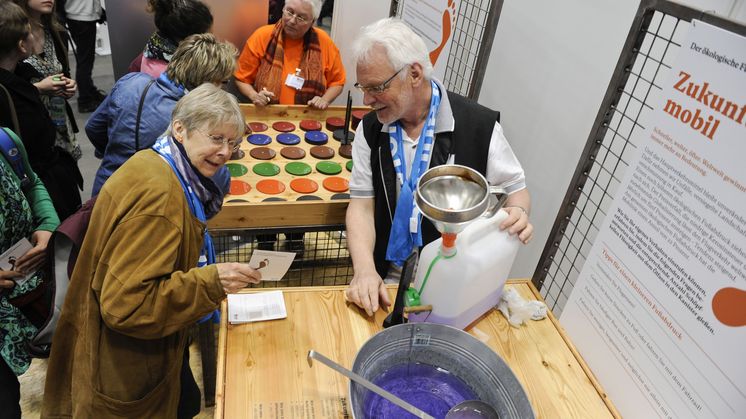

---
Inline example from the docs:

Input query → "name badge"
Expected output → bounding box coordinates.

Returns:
[285,68,305,90]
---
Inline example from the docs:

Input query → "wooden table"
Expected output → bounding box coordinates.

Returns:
[215,279,620,418]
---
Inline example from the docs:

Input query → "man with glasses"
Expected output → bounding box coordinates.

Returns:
[345,18,534,316]
[234,0,345,110]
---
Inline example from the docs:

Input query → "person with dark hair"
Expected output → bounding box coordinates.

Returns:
[62,0,106,113]
[0,0,83,221]
[14,0,82,161]
[128,0,214,77]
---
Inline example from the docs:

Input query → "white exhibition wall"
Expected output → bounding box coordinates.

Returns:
[478,0,746,278]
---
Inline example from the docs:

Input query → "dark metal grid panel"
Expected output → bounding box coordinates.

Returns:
[213,225,353,287]
[532,0,746,315]
[390,0,503,99]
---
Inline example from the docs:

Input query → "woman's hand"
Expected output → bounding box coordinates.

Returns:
[216,262,262,293]
[15,230,53,274]
[307,96,329,110]
[34,73,67,96]
[250,87,275,107]
[60,76,77,98]
[0,270,22,290]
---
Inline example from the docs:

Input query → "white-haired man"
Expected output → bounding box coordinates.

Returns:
[345,18,533,316]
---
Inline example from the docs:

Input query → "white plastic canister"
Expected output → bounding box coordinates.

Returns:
[408,209,521,329]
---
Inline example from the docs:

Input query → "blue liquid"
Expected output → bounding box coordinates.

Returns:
[363,363,477,419]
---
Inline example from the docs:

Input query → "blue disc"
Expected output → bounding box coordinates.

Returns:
[277,133,301,145]
[304,130,328,145]
[248,133,272,146]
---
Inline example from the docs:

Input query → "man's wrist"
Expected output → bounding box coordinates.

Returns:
[506,205,528,216]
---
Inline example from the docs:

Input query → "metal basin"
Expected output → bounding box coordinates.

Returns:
[349,323,535,419]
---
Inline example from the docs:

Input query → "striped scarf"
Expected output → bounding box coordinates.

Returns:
[254,21,325,104]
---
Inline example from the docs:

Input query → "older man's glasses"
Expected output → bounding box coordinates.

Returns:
[354,67,405,95]
[196,128,242,152]
[282,8,310,24]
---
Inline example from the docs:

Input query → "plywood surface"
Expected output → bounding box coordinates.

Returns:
[215,279,619,418]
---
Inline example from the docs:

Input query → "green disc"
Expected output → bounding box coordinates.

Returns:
[226,163,248,177]
[285,161,312,176]
[346,160,353,172]
[316,161,342,175]
[252,162,280,177]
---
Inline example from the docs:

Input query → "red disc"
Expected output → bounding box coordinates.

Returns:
[272,121,296,132]
[351,109,369,129]
[256,179,285,195]
[290,178,319,194]
[248,122,268,132]
[322,176,349,193]
[325,116,345,131]
[299,119,322,131]
[229,180,251,195]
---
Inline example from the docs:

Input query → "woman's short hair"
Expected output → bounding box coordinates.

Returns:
[147,0,213,43]
[0,2,30,56]
[300,0,324,19]
[352,18,433,80]
[165,33,237,90]
[166,83,245,141]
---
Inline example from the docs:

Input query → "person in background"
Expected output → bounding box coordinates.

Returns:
[0,126,60,419]
[59,0,105,113]
[14,0,81,161]
[344,18,534,316]
[86,33,237,196]
[268,0,285,24]
[0,1,82,220]
[234,0,345,110]
[128,0,213,77]
[42,84,262,418]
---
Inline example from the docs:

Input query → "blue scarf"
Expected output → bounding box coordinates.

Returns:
[385,81,441,267]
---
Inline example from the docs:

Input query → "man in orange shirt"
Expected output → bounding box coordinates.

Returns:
[235,0,345,110]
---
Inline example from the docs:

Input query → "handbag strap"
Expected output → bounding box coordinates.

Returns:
[0,83,21,136]
[135,79,156,152]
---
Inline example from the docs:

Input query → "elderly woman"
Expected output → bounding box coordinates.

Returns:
[86,32,237,196]
[234,0,345,110]
[42,84,262,418]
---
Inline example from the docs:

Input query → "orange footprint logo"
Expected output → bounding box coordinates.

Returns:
[429,0,457,65]
[712,287,746,327]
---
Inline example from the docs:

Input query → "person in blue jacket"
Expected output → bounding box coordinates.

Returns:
[85,33,238,196]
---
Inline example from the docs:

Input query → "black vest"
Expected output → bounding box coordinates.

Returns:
[361,91,499,278]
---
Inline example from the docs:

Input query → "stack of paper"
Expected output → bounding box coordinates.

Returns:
[227,291,287,324]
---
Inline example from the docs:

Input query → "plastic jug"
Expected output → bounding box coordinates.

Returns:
[408,209,521,329]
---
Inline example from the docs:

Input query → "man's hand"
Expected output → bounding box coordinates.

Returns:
[345,271,391,316]
[216,262,262,293]
[499,206,533,244]
[250,87,275,107]
[15,230,53,274]
[307,96,329,110]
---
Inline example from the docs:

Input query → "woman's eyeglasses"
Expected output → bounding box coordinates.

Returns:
[282,8,310,24]
[354,67,406,95]
[196,128,242,152]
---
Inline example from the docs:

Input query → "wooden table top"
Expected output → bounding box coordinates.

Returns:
[215,279,620,418]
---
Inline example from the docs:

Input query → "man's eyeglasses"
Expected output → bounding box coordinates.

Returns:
[196,128,242,152]
[282,8,310,24]
[354,67,406,95]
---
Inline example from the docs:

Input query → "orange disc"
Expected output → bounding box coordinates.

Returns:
[290,178,319,194]
[322,176,349,193]
[256,179,285,195]
[229,180,251,195]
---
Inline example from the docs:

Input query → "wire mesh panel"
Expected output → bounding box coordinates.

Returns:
[390,0,503,99]
[532,0,746,315]
[213,226,353,287]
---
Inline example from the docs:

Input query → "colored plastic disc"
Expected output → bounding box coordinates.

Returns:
[290,178,319,194]
[253,162,280,176]
[332,129,355,143]
[346,160,353,172]
[276,133,301,145]
[310,145,335,159]
[227,198,249,203]
[226,163,249,177]
[262,197,287,202]
[256,179,285,194]
[316,161,342,175]
[280,146,306,160]
[299,119,322,131]
[285,161,312,176]
[325,116,345,131]
[351,109,369,129]
[296,194,322,201]
[248,122,268,132]
[304,131,328,145]
[331,193,350,200]
[272,121,296,132]
[229,180,251,195]
[248,133,272,145]
[249,147,276,160]
[230,149,245,160]
[339,144,353,159]
[323,176,349,192]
